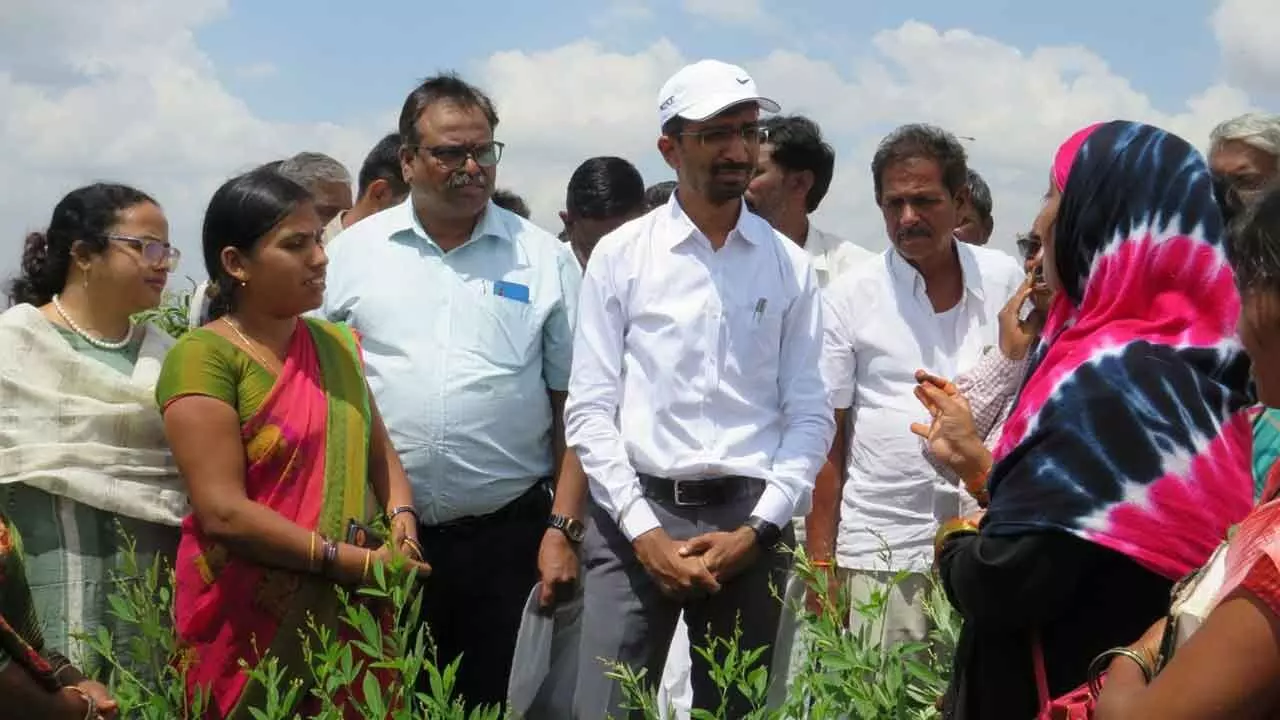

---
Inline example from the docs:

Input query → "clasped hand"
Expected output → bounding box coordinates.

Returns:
[633,527,759,598]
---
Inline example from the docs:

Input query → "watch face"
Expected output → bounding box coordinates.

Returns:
[551,515,585,543]
[565,518,585,543]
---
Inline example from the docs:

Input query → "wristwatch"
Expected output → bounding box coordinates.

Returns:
[548,514,586,544]
[744,516,783,549]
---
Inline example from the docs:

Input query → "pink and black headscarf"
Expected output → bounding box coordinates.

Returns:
[983,120,1255,581]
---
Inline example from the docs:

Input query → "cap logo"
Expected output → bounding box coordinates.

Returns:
[735,77,750,84]
[660,95,676,110]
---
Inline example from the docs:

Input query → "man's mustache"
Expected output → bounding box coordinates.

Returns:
[447,172,487,189]
[711,162,753,175]
[896,225,932,242]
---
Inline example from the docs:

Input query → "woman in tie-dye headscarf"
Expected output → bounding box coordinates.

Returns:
[930,121,1254,720]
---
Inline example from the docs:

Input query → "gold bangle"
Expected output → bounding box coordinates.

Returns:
[812,559,834,569]
[1088,647,1154,697]
[307,532,318,573]
[933,517,979,561]
[361,549,372,583]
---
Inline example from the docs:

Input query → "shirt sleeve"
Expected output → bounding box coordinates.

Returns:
[952,347,1028,445]
[542,242,581,392]
[753,262,836,525]
[563,245,659,541]
[820,280,858,411]
[154,332,240,410]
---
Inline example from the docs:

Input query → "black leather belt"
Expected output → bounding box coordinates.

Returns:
[638,474,764,507]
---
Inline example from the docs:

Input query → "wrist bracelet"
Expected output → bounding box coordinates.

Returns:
[64,685,96,720]
[933,517,979,563]
[1088,647,1154,697]
[307,532,319,574]
[811,559,834,569]
[320,539,338,578]
[400,536,425,561]
[388,505,419,524]
[962,465,992,508]
[361,549,372,583]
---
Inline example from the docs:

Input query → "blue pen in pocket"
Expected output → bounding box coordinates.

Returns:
[493,280,531,304]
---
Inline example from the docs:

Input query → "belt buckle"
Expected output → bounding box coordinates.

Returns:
[672,479,704,507]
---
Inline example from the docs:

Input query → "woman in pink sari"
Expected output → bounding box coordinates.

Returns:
[156,169,430,718]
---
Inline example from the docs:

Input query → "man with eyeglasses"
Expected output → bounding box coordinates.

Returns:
[318,72,582,711]
[566,59,833,718]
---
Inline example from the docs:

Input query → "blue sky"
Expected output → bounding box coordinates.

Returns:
[199,0,1216,125]
[0,0,1271,284]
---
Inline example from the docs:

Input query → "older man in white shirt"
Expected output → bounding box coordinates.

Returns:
[810,124,1023,648]
[566,59,833,719]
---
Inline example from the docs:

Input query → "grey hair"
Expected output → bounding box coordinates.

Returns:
[1209,113,1280,160]
[871,123,968,204]
[275,152,352,192]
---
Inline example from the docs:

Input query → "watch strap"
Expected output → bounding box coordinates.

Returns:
[745,515,782,549]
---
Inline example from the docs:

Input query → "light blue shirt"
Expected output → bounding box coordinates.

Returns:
[321,198,580,524]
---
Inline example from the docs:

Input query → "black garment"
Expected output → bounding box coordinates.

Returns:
[939,530,1171,720]
[415,481,551,711]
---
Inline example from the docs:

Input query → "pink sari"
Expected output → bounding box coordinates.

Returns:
[170,319,376,718]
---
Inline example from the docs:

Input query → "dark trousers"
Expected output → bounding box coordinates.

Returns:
[416,482,551,711]
[573,491,794,719]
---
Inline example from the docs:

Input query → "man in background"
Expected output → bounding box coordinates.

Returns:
[746,114,871,287]
[276,151,353,227]
[559,156,647,269]
[493,188,532,219]
[644,180,677,210]
[953,168,994,246]
[324,133,411,247]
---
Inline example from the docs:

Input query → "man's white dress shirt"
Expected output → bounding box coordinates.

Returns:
[805,225,873,288]
[821,242,1023,572]
[565,195,835,541]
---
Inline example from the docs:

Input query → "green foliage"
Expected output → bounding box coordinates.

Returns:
[608,547,961,720]
[134,277,197,339]
[86,537,959,719]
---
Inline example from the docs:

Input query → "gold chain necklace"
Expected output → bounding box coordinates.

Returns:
[221,317,275,370]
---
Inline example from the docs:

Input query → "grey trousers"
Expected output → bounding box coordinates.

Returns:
[572,493,794,720]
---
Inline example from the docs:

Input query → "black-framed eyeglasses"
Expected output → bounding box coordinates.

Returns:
[408,141,504,169]
[107,234,181,271]
[679,124,768,148]
[1016,234,1042,261]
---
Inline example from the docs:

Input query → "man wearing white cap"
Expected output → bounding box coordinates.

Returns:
[565,59,834,718]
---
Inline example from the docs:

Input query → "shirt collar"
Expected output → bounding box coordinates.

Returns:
[661,191,765,249]
[887,234,987,303]
[391,196,512,251]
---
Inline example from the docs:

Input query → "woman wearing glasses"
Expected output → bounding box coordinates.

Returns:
[0,184,187,695]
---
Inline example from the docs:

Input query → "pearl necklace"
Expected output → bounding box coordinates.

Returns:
[51,294,136,351]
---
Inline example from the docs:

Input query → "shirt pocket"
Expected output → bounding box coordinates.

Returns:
[724,296,784,381]
[472,292,537,369]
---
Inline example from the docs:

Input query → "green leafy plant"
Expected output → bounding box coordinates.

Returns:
[134,278,198,339]
[84,536,509,719]
[607,546,960,720]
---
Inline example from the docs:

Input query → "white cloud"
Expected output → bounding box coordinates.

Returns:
[682,0,766,26]
[1213,0,1280,100]
[0,0,382,286]
[0,0,1268,289]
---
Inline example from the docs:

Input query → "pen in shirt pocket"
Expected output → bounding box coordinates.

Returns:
[753,298,767,322]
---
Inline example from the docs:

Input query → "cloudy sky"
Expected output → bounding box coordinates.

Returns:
[1,0,1276,288]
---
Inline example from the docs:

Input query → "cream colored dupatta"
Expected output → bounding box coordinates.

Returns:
[0,303,186,526]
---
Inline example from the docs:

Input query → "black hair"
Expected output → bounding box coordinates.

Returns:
[492,189,531,219]
[871,123,968,204]
[1229,182,1280,295]
[566,156,646,220]
[398,73,499,147]
[201,169,312,320]
[644,181,677,210]
[965,168,993,227]
[762,115,834,213]
[7,183,157,307]
[661,116,687,138]
[358,133,409,199]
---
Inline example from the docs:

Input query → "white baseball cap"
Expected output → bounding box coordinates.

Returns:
[656,60,780,130]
